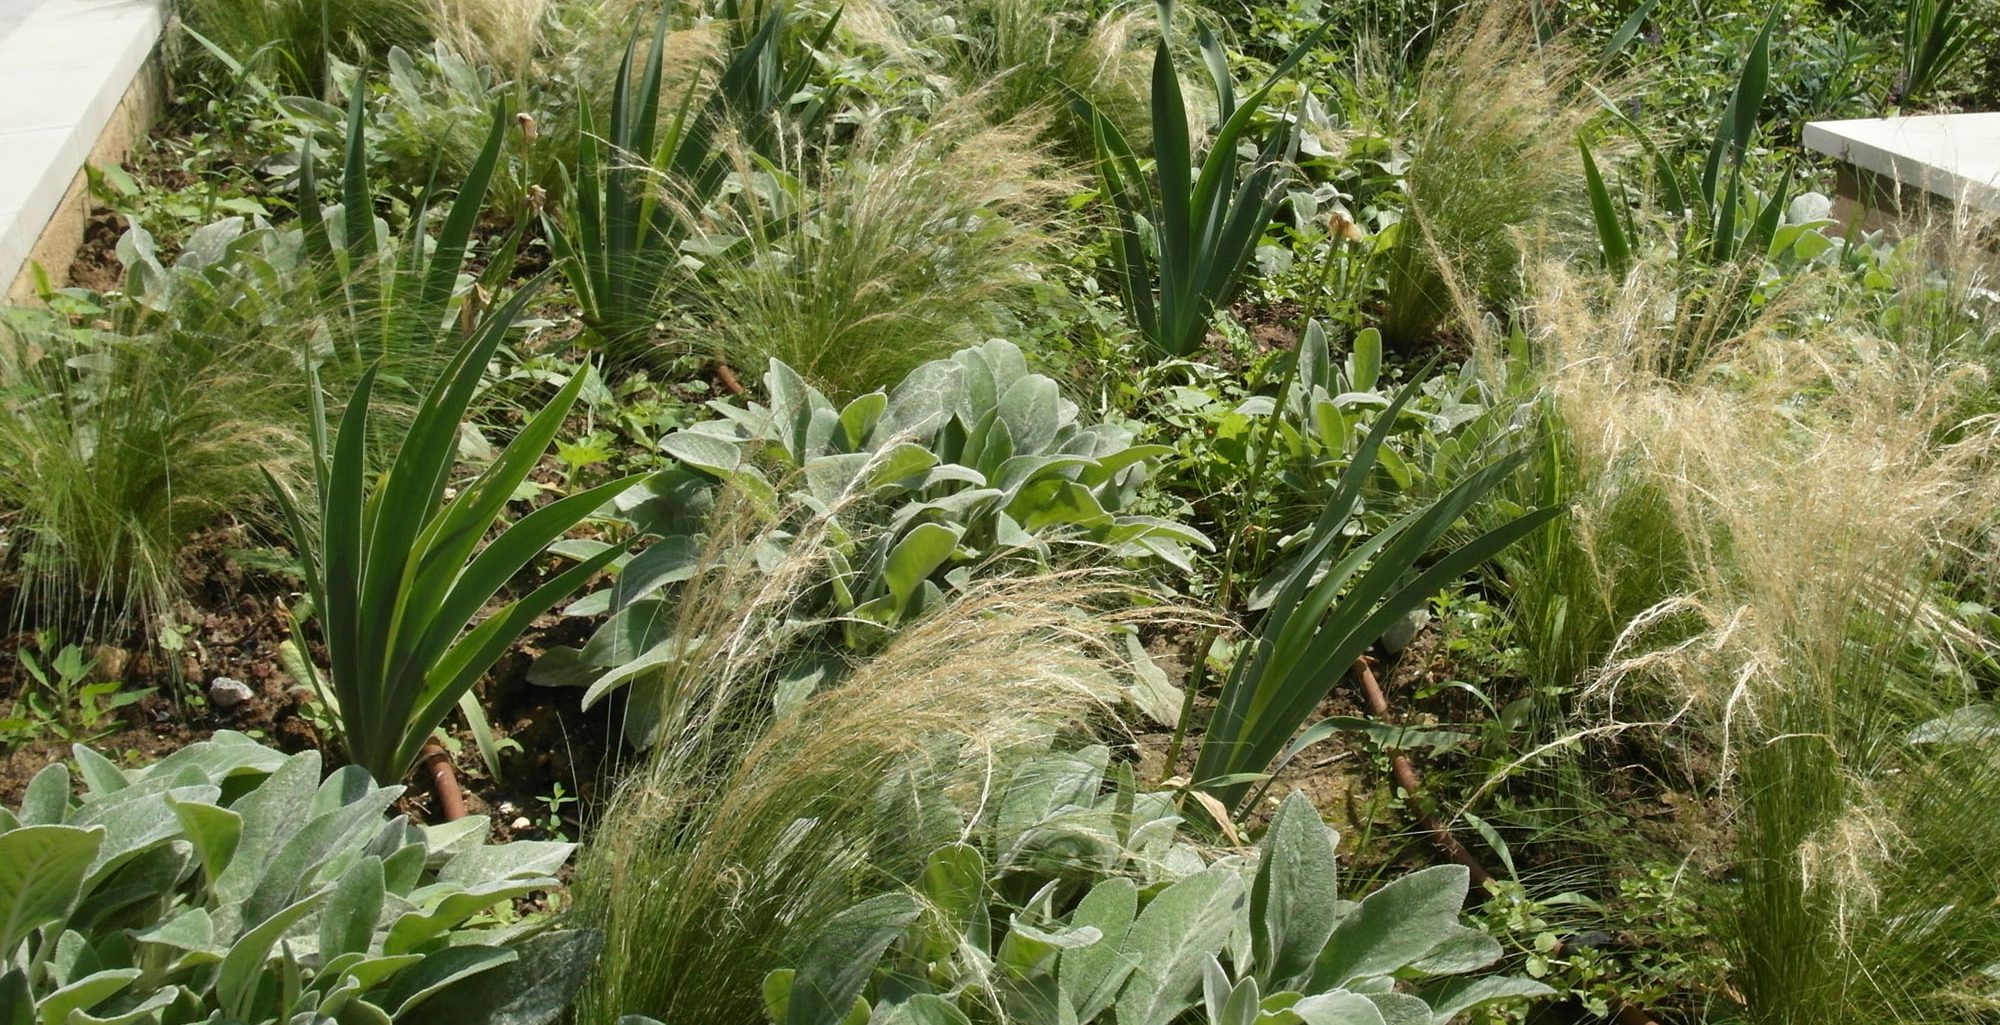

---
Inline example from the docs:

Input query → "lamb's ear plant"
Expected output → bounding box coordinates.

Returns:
[268,275,642,783]
[1191,374,1561,811]
[535,340,1207,746]
[766,791,1550,1025]
[568,566,1185,1025]
[0,732,595,1024]
[1078,0,1323,361]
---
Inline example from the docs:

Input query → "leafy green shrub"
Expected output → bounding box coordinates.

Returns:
[0,731,596,1024]
[370,43,543,214]
[1474,867,1733,1021]
[1193,323,1526,572]
[534,340,1206,746]
[269,276,641,783]
[1,637,149,749]
[766,792,1550,1025]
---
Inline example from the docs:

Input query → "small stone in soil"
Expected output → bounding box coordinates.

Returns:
[510,817,532,831]
[209,676,255,709]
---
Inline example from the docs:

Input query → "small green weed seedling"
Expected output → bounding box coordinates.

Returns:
[539,781,578,841]
[1,635,148,748]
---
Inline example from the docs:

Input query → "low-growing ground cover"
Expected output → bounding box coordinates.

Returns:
[1,0,1997,1023]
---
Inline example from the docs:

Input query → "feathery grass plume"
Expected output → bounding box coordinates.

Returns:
[1467,248,1801,716]
[1367,0,1600,350]
[941,0,1157,155]
[421,0,622,83]
[685,97,1074,398]
[569,495,1181,1023]
[0,304,308,641]
[1853,217,2000,432]
[1516,247,2000,1023]
[810,0,912,56]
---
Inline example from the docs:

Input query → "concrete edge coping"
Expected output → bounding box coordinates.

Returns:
[0,0,164,302]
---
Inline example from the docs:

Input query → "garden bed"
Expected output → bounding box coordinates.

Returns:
[1,1,1997,1024]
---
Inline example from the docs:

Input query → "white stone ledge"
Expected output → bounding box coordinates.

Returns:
[0,0,162,293]
[1803,112,2000,214]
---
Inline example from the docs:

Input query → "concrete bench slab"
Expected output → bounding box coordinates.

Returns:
[1803,112,2000,215]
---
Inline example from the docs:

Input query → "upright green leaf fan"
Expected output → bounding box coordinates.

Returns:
[269,277,644,783]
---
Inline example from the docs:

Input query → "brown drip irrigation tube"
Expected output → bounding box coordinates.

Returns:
[715,362,746,396]
[421,738,467,822]
[1349,656,1660,1025]
[1352,655,1494,889]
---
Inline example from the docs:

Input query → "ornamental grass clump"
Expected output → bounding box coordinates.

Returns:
[569,502,1187,1024]
[689,99,1071,397]
[0,225,313,640]
[943,0,1156,154]
[1523,242,2000,1024]
[1369,0,1599,349]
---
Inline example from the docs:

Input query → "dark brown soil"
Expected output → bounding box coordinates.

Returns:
[0,523,628,842]
[65,210,126,294]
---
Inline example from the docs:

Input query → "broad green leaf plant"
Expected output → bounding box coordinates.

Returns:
[1078,0,1323,361]
[0,732,597,1024]
[269,277,642,783]
[765,791,1549,1025]
[1225,324,1515,568]
[534,340,1208,746]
